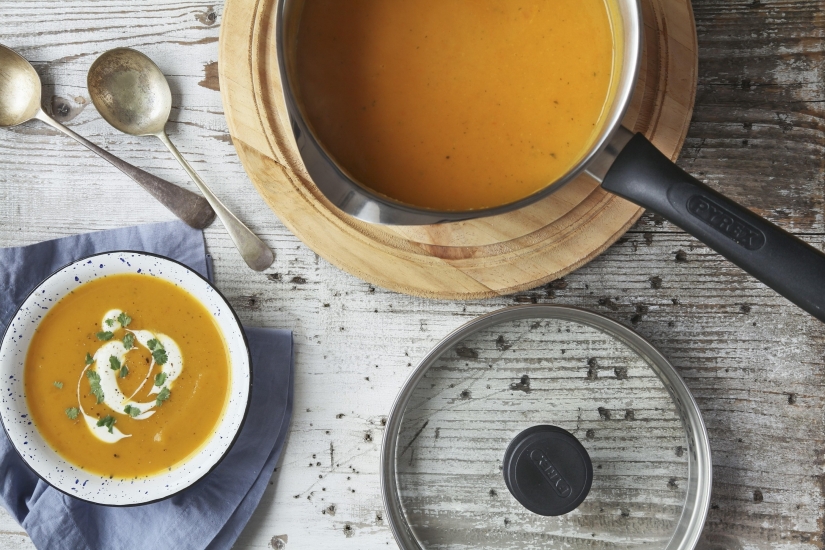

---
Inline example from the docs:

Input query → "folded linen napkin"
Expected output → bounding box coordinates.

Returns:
[0,221,294,550]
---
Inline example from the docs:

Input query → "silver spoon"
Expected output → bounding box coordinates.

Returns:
[0,44,215,230]
[87,48,274,272]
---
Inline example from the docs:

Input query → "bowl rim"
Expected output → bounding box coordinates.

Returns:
[0,250,253,507]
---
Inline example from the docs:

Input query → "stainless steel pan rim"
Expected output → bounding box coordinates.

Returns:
[275,0,643,225]
[380,305,711,550]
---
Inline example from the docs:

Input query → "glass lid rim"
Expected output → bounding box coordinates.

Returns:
[380,304,711,550]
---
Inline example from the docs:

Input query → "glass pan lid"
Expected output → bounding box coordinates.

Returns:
[381,306,710,550]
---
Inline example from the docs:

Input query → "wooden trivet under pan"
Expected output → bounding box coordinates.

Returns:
[219,0,698,299]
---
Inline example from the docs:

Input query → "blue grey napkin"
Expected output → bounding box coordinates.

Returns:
[0,221,294,550]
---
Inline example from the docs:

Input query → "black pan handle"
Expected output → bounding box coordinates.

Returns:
[602,132,825,323]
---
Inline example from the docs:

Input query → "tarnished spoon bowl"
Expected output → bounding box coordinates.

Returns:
[88,48,274,272]
[86,47,170,136]
[0,46,41,127]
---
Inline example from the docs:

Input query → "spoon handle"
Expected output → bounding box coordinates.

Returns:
[156,131,275,272]
[33,110,216,230]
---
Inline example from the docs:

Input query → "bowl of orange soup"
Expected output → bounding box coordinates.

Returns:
[0,251,250,505]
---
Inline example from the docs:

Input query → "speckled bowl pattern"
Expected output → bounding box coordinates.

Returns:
[0,252,251,506]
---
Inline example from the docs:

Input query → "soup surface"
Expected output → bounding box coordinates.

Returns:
[294,0,617,211]
[25,274,230,479]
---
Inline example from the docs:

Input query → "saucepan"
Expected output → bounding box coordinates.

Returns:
[275,0,825,323]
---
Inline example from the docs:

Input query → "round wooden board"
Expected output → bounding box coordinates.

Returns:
[219,0,698,299]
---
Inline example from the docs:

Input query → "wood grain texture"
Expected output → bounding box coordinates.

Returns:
[0,1,823,549]
[218,0,698,299]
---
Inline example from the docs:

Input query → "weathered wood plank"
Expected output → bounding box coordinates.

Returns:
[685,0,825,232]
[0,0,824,549]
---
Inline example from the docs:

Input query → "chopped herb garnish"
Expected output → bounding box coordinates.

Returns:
[123,405,141,417]
[109,356,121,371]
[85,352,94,366]
[148,338,167,364]
[152,348,168,365]
[119,365,128,378]
[117,312,132,327]
[122,333,135,350]
[96,331,114,341]
[154,372,167,387]
[65,407,79,420]
[86,370,104,404]
[155,386,171,407]
[105,318,115,327]
[53,381,63,389]
[96,415,116,433]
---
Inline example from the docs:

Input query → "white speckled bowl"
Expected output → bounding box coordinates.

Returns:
[0,251,251,506]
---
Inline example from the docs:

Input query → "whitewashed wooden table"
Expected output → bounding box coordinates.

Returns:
[1,1,823,549]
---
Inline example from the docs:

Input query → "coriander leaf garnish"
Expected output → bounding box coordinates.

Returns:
[109,356,121,371]
[65,407,79,420]
[117,312,132,327]
[119,365,128,378]
[154,372,167,387]
[85,352,94,366]
[105,318,115,327]
[122,333,135,350]
[86,370,104,404]
[155,386,171,407]
[96,331,114,341]
[148,338,168,364]
[123,404,140,417]
[97,415,116,433]
[53,381,63,389]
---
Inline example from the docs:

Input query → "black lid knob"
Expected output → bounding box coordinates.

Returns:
[502,425,592,516]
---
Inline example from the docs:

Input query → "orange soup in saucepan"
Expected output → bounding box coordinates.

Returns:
[24,274,230,478]
[293,0,619,211]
